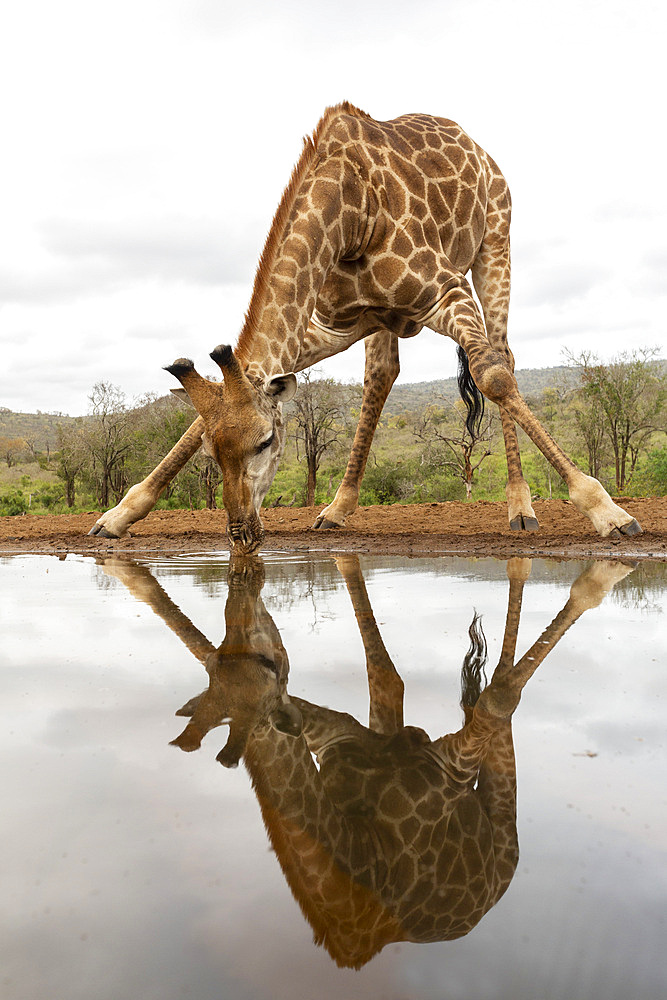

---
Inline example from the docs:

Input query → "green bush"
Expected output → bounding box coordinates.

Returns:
[0,489,28,515]
[359,460,416,505]
[33,484,66,510]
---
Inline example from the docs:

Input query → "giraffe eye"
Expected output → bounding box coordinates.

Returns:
[256,434,274,454]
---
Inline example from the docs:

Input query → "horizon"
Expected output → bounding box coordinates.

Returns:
[2,360,595,420]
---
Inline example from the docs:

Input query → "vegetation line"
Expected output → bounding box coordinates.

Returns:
[1,352,665,517]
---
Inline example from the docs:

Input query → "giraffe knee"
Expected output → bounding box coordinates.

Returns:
[474,361,516,404]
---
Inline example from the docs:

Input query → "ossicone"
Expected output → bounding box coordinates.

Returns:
[163,358,195,378]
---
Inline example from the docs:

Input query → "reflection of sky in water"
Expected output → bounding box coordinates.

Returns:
[1,553,666,1000]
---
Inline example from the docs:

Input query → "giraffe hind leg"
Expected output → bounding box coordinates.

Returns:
[500,409,539,531]
[471,240,538,531]
[458,342,538,530]
[429,282,641,538]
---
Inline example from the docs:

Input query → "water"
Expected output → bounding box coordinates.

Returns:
[1,552,666,1000]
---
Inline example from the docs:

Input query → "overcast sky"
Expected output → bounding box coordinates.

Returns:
[2,0,665,416]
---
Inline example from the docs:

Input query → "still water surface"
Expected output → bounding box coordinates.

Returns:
[1,552,666,1000]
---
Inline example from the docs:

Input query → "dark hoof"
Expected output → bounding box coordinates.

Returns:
[620,518,642,537]
[88,524,119,539]
[97,527,120,538]
[609,528,622,543]
[509,515,540,532]
[312,517,341,530]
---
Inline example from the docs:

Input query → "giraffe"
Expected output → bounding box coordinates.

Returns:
[90,102,641,553]
[88,103,642,552]
[99,550,633,967]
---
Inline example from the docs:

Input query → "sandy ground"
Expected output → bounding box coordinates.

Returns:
[1,497,665,561]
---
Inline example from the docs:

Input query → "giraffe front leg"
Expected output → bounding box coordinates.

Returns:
[335,553,404,733]
[313,330,399,530]
[88,417,204,538]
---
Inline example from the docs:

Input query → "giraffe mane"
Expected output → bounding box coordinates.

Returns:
[235,101,369,365]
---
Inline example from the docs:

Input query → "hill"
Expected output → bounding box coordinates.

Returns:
[4,360,662,446]
[0,408,78,454]
[382,365,577,416]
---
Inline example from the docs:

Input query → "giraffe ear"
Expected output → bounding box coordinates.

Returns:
[265,372,297,403]
[170,387,196,408]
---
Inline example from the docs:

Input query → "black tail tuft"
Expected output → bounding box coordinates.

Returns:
[460,612,488,710]
[457,345,485,438]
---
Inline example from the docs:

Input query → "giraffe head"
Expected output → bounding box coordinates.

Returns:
[171,555,303,765]
[165,345,297,554]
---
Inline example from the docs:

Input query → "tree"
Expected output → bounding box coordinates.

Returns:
[194,453,223,509]
[413,399,498,499]
[56,420,87,507]
[564,348,666,491]
[83,382,133,507]
[0,436,26,467]
[292,373,358,505]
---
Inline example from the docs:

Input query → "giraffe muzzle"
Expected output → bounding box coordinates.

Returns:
[227,518,264,554]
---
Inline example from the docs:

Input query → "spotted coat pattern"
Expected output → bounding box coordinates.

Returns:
[89,104,641,545]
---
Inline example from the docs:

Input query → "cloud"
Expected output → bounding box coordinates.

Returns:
[0,215,266,308]
[46,215,259,284]
[518,264,610,309]
[638,248,667,296]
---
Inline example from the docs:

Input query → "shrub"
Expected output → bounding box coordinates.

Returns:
[0,489,28,515]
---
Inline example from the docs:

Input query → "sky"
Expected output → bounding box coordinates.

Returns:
[1,0,666,416]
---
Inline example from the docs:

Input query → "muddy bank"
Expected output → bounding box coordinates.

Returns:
[1,497,665,561]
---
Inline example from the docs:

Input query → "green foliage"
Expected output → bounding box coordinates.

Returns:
[0,488,28,515]
[359,459,417,504]
[33,483,66,510]
[630,446,667,496]
[564,348,666,491]
[2,357,665,518]
[646,446,667,492]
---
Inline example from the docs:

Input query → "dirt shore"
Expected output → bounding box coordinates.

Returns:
[1,497,665,561]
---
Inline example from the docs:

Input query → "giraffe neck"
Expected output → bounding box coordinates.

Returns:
[235,108,370,379]
[243,721,405,968]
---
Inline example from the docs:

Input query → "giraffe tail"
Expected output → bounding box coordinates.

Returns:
[460,611,488,722]
[457,345,485,438]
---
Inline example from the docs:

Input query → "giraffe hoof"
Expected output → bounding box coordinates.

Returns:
[620,518,642,536]
[88,524,119,539]
[313,518,342,531]
[509,515,540,532]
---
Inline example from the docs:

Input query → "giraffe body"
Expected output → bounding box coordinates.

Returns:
[90,104,641,549]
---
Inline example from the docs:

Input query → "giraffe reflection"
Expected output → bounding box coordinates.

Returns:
[101,554,632,968]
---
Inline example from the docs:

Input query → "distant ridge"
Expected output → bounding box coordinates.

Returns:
[383,365,577,416]
[4,360,663,450]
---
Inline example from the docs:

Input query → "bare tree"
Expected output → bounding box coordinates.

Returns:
[564,348,666,491]
[56,420,87,507]
[292,372,358,506]
[84,382,133,507]
[414,399,498,499]
[194,454,223,509]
